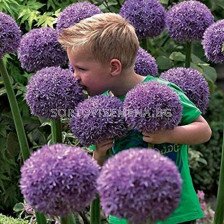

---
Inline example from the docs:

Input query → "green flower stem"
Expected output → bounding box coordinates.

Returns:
[90,196,101,224]
[213,125,224,224]
[51,119,62,143]
[60,214,76,224]
[141,38,148,51]
[35,212,47,224]
[0,59,30,161]
[148,143,154,148]
[185,42,192,68]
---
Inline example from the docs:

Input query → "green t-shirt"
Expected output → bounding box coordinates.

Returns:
[92,75,204,224]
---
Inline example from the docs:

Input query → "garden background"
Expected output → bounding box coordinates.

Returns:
[0,0,224,223]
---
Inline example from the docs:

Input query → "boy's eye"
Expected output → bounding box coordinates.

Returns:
[75,66,86,71]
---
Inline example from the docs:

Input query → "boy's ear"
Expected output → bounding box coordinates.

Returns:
[110,59,122,76]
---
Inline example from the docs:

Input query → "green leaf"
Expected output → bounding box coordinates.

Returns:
[169,52,186,62]
[6,132,20,158]
[198,63,217,83]
[191,54,202,63]
[13,203,24,213]
[28,11,40,29]
[160,0,169,4]
[156,56,173,70]
[0,87,6,96]
[36,12,57,27]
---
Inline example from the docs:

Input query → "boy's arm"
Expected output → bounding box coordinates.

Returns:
[143,115,212,145]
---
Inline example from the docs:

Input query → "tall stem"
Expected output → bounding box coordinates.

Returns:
[60,214,76,224]
[141,38,148,51]
[90,196,101,224]
[51,119,62,143]
[213,125,224,224]
[0,59,30,161]
[185,42,192,68]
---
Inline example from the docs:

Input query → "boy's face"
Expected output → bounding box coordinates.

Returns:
[67,48,113,96]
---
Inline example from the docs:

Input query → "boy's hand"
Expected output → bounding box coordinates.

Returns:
[93,139,114,166]
[142,129,172,144]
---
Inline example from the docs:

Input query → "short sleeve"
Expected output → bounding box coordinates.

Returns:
[88,144,96,151]
[168,83,202,125]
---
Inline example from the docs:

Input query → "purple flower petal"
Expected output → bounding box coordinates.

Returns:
[160,67,209,114]
[166,0,214,42]
[202,19,224,63]
[56,2,101,33]
[120,0,166,38]
[0,12,21,58]
[123,81,182,133]
[18,27,68,72]
[26,66,84,119]
[20,144,100,216]
[70,95,128,146]
[97,148,182,223]
[135,47,158,76]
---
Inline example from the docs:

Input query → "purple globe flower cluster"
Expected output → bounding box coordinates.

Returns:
[97,148,182,223]
[120,0,166,38]
[20,144,100,216]
[26,66,84,119]
[166,0,214,42]
[0,12,22,58]
[70,95,128,146]
[123,81,182,133]
[202,20,224,63]
[18,27,68,72]
[56,1,101,33]
[134,47,158,76]
[160,67,209,114]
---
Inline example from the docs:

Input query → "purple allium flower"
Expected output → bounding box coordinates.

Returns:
[160,67,209,114]
[20,144,100,216]
[119,0,166,38]
[56,2,101,33]
[70,95,128,146]
[0,12,22,58]
[97,148,182,223]
[25,66,84,119]
[166,0,214,42]
[202,20,224,63]
[18,27,67,72]
[123,81,182,133]
[134,47,158,76]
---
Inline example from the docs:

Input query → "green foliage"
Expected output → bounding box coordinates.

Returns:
[190,90,224,195]
[0,214,28,224]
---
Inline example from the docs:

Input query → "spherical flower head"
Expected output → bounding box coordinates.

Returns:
[56,2,101,33]
[20,144,100,216]
[119,0,166,38]
[25,66,84,119]
[97,148,182,223]
[134,47,158,76]
[202,20,224,63]
[18,27,67,72]
[70,95,128,146]
[123,81,182,133]
[0,12,22,58]
[166,0,214,42]
[160,67,209,114]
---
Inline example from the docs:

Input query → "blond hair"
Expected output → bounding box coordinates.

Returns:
[58,13,139,69]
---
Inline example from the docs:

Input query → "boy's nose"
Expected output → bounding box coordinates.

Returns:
[73,72,80,80]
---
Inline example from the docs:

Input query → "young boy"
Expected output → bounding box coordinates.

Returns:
[58,13,212,224]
